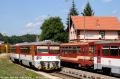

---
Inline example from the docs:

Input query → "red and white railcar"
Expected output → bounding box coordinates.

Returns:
[60,40,120,75]
[93,40,120,75]
[60,42,94,68]
[10,40,60,70]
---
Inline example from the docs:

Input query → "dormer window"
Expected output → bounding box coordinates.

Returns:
[118,31,120,39]
[99,31,105,39]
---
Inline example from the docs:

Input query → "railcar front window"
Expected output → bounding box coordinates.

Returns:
[37,49,48,53]
[102,46,110,56]
[37,46,48,54]
[49,46,59,54]
[110,46,119,56]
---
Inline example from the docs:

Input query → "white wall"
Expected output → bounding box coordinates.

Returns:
[105,31,118,39]
[69,29,119,41]
[69,25,77,40]
[80,31,100,39]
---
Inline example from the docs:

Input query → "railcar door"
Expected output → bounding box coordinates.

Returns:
[94,45,102,69]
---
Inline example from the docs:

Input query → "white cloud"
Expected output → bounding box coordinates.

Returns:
[25,22,34,28]
[21,15,48,35]
[1,32,8,36]
[102,0,113,3]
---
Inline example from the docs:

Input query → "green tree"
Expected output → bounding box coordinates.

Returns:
[66,0,79,26]
[10,35,22,44]
[40,17,67,43]
[3,36,10,43]
[81,2,94,16]
[21,34,37,42]
[0,33,3,41]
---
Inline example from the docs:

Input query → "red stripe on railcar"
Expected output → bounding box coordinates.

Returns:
[35,53,59,56]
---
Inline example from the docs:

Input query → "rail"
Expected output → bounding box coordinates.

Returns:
[59,67,119,79]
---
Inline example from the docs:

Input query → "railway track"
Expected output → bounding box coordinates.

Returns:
[4,53,119,79]
[11,63,120,79]
[58,67,119,79]
[12,61,120,79]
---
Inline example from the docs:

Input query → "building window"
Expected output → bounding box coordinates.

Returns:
[118,31,120,39]
[99,31,105,39]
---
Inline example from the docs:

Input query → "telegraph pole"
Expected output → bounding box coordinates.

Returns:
[84,15,86,42]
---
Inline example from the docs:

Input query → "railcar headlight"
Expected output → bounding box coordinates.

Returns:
[36,56,42,60]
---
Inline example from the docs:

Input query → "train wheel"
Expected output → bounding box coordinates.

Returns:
[20,60,23,65]
[29,62,34,69]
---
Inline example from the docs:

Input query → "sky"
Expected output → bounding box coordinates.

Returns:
[0,0,120,36]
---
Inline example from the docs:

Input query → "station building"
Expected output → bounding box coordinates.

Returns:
[69,16,120,42]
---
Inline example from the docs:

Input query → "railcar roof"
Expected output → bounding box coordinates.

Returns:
[60,40,120,46]
[60,42,89,46]
[13,40,60,46]
[94,40,120,44]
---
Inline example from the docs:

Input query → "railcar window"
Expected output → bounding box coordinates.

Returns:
[37,49,48,53]
[20,47,30,54]
[61,47,65,54]
[11,47,16,53]
[60,46,81,54]
[102,46,110,56]
[89,46,94,54]
[77,46,80,53]
[72,46,77,53]
[110,46,119,56]
[50,50,59,54]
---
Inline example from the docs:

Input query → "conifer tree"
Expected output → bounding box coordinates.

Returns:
[66,0,79,26]
[81,2,94,16]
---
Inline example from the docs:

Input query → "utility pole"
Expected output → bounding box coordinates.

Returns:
[84,15,86,42]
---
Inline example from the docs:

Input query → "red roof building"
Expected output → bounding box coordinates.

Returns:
[69,16,120,42]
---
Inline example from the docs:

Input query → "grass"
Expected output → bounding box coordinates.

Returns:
[0,54,47,79]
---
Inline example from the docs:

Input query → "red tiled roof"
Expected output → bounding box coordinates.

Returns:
[71,16,120,30]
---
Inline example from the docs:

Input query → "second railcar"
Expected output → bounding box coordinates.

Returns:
[60,40,120,75]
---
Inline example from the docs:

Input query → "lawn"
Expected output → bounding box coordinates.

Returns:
[0,54,47,79]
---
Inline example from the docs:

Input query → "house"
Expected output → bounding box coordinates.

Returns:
[69,16,120,42]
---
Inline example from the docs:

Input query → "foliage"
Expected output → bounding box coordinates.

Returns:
[81,2,94,16]
[0,33,3,41]
[20,34,37,42]
[40,16,68,43]
[0,34,37,44]
[66,0,79,26]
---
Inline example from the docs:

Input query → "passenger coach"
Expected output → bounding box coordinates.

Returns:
[60,40,120,75]
[10,40,60,70]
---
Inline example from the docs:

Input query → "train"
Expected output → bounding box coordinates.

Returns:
[0,43,10,53]
[9,40,120,75]
[10,40,61,71]
[60,40,120,75]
